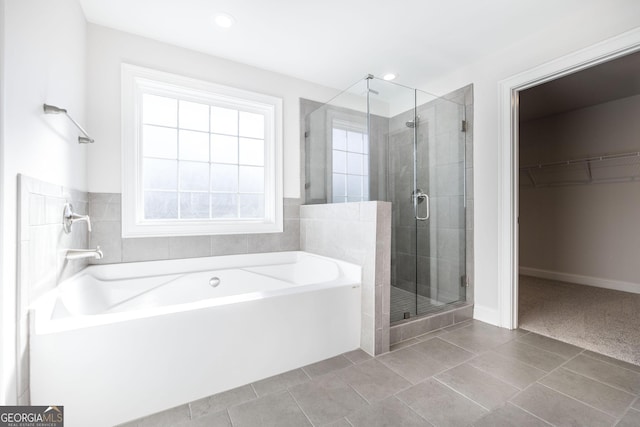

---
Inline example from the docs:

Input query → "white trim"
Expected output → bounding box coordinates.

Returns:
[121,64,283,238]
[472,304,500,326]
[498,28,640,329]
[519,267,640,295]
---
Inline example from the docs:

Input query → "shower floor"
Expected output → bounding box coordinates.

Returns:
[390,285,444,323]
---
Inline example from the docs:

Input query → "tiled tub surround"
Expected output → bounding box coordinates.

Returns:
[120,319,640,427]
[30,251,361,427]
[89,194,301,263]
[300,201,392,355]
[16,175,90,405]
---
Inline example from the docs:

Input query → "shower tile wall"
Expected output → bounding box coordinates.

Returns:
[89,194,301,263]
[16,175,90,405]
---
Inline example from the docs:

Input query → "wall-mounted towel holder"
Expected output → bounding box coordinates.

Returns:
[43,103,94,144]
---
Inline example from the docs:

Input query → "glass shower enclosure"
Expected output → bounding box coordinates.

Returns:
[304,75,467,324]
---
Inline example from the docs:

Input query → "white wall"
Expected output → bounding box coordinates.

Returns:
[519,95,640,291]
[1,0,87,404]
[86,24,341,197]
[420,1,640,324]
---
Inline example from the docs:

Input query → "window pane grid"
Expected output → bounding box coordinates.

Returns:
[142,95,266,220]
[332,126,369,203]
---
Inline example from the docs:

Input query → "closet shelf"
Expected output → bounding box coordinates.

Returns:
[519,151,640,188]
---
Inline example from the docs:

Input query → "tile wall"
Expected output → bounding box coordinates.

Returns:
[17,174,90,405]
[89,195,301,264]
[300,201,392,355]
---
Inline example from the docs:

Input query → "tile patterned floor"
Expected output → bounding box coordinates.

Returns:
[390,286,444,323]
[121,320,640,427]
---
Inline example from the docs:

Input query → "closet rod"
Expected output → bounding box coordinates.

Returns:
[520,151,640,170]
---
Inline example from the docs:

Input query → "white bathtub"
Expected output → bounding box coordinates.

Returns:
[29,251,362,427]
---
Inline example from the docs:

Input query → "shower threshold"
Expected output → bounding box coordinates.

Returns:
[390,291,472,345]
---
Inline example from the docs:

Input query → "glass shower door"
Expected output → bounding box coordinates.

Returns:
[413,91,466,315]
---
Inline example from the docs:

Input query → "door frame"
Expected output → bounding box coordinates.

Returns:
[497,28,640,329]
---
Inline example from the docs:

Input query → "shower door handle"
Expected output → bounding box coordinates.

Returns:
[412,189,430,221]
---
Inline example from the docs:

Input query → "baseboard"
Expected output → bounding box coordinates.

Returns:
[519,267,640,295]
[472,304,500,326]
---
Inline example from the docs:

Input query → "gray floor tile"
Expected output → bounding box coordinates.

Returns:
[324,418,352,427]
[439,322,522,353]
[252,368,310,397]
[510,383,615,427]
[189,384,256,419]
[390,338,420,351]
[340,359,412,402]
[435,364,519,410]
[343,348,374,364]
[584,350,640,374]
[439,319,476,333]
[467,352,546,389]
[346,396,433,427]
[411,337,475,367]
[540,368,635,416]
[379,347,448,384]
[397,378,488,427]
[494,341,567,372]
[136,404,191,427]
[472,403,550,427]
[228,391,311,427]
[616,409,640,427]
[177,410,232,427]
[289,372,369,425]
[414,329,448,342]
[302,355,353,378]
[634,397,640,410]
[564,354,640,395]
[517,332,583,359]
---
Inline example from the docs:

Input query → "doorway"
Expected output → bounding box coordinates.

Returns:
[516,51,640,364]
[497,29,640,332]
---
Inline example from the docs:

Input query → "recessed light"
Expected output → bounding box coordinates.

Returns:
[213,13,235,29]
[383,73,397,81]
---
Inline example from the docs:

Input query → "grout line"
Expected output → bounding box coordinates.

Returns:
[560,364,639,396]
[463,353,544,391]
[535,382,617,420]
[394,396,437,427]
[581,351,640,375]
[505,401,555,426]
[430,335,481,355]
[286,390,317,427]
[249,383,259,399]
[224,409,234,427]
[431,377,492,412]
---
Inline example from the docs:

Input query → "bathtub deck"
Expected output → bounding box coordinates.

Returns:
[118,319,640,427]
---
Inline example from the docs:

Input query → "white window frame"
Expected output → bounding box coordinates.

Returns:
[121,64,283,238]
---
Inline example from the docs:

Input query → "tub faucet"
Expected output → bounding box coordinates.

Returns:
[65,246,103,261]
[63,202,91,233]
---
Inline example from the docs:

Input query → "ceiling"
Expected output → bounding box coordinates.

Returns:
[78,0,598,92]
[520,50,640,122]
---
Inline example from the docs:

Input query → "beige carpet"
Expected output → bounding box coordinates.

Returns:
[519,275,640,366]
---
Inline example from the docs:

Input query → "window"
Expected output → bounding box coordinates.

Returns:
[331,120,369,203]
[122,64,283,237]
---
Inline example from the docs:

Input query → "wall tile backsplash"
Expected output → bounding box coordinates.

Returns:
[17,174,90,405]
[89,194,301,264]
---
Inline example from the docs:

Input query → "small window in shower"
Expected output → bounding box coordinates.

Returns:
[331,120,369,203]
[121,64,283,237]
